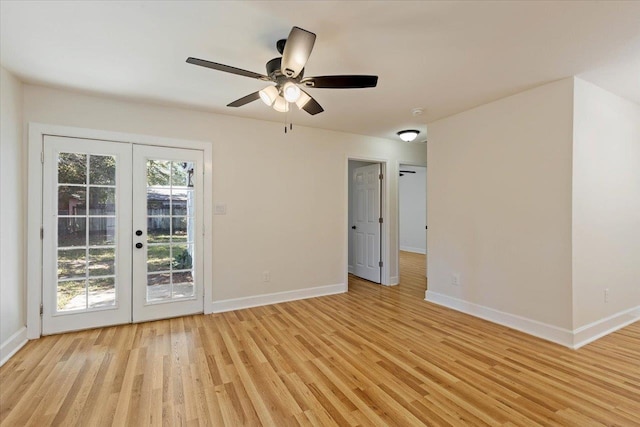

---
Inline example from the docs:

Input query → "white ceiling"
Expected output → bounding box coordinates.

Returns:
[2,1,639,141]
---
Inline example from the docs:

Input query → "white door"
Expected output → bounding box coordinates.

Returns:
[352,163,381,283]
[42,136,133,334]
[132,145,204,322]
[42,136,204,334]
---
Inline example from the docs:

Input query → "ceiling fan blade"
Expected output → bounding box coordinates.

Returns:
[227,91,261,107]
[187,57,269,81]
[301,75,378,89]
[281,27,316,78]
[300,90,324,115]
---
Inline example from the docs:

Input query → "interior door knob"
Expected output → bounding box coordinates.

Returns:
[135,242,143,249]
[351,225,356,229]
[135,230,143,236]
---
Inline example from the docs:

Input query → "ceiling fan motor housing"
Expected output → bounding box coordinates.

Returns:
[266,57,304,81]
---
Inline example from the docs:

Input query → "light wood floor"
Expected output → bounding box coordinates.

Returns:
[2,252,639,426]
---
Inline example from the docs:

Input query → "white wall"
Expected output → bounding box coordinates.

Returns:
[21,85,427,308]
[0,66,26,363]
[427,78,575,331]
[572,78,640,329]
[399,165,426,254]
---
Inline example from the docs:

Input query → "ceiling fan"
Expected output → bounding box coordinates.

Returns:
[186,26,378,116]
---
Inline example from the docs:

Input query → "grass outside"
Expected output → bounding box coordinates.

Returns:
[57,278,114,311]
[57,232,193,309]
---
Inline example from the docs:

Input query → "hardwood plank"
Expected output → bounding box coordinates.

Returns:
[1,251,639,426]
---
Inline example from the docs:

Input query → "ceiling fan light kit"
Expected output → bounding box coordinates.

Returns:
[397,130,420,142]
[272,96,290,113]
[295,91,311,109]
[259,85,279,106]
[186,26,378,121]
[283,82,301,102]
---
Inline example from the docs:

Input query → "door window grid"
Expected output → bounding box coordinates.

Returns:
[56,153,117,312]
[146,160,196,303]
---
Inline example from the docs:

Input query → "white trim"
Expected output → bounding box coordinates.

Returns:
[27,123,214,337]
[572,306,640,349]
[27,125,44,339]
[345,156,390,286]
[425,290,574,347]
[348,265,354,275]
[212,283,347,313]
[385,276,399,286]
[396,160,428,285]
[425,291,640,349]
[400,246,426,254]
[0,327,28,367]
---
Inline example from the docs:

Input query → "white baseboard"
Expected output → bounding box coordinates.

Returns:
[400,246,426,255]
[1,326,28,367]
[572,306,640,349]
[348,265,354,275]
[211,283,347,313]
[425,291,640,349]
[386,276,399,286]
[425,291,574,347]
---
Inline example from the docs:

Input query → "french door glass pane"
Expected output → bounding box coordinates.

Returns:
[147,244,171,272]
[58,279,87,311]
[146,159,196,303]
[58,218,86,247]
[58,186,86,215]
[89,155,116,185]
[58,153,86,184]
[88,278,116,308]
[58,249,86,279]
[56,152,118,313]
[89,188,116,215]
[88,248,115,276]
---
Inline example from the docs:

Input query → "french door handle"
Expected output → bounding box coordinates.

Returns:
[135,242,143,249]
[135,230,143,236]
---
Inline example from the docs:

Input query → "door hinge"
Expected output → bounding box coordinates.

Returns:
[40,303,43,316]
[378,261,383,267]
[41,152,44,164]
[379,173,383,180]
[378,217,383,224]
[40,226,44,240]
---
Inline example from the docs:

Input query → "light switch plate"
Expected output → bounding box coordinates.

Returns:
[214,203,227,215]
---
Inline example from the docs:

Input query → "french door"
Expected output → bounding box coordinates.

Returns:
[42,136,204,334]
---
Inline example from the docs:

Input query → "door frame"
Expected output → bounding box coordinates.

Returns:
[396,159,428,281]
[345,157,390,286]
[27,123,214,339]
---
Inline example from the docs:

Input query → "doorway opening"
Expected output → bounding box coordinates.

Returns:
[398,164,427,298]
[347,159,385,285]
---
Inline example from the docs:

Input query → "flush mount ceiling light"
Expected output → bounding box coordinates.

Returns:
[397,130,420,142]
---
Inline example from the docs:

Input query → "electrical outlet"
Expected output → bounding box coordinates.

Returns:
[452,273,460,286]
[263,271,270,283]
[604,288,609,303]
